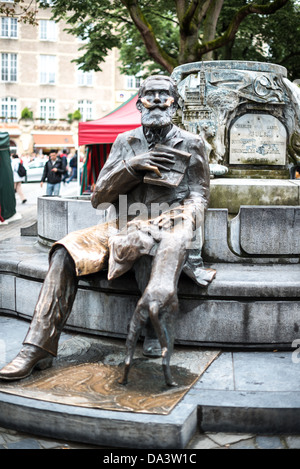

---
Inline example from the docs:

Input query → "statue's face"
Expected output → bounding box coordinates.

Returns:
[140,79,175,128]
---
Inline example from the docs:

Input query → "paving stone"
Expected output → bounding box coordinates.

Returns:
[285,436,300,449]
[1,433,24,443]
[232,352,300,392]
[6,439,41,450]
[228,438,257,449]
[0,427,18,435]
[38,439,68,449]
[187,434,220,449]
[255,436,286,449]
[206,433,255,446]
[194,352,234,390]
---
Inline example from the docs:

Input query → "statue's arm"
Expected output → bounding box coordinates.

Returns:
[186,137,210,208]
[91,135,142,208]
[154,137,210,231]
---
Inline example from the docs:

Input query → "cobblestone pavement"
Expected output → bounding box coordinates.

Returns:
[1,425,300,449]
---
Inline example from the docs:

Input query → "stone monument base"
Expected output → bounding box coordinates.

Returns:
[224,168,290,179]
[209,178,300,214]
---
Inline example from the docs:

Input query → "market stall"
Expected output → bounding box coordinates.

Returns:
[78,93,141,194]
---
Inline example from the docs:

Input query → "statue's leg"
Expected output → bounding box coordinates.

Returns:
[119,302,148,385]
[133,256,161,357]
[146,231,188,387]
[23,246,78,354]
[0,246,77,380]
[148,300,178,387]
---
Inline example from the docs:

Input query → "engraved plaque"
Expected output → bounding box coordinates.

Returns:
[229,114,286,165]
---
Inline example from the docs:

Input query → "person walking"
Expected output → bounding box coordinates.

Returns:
[60,149,69,183]
[40,149,66,196]
[11,154,27,204]
[66,152,77,183]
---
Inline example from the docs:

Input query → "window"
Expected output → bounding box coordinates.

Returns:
[1,96,17,122]
[125,75,142,89]
[1,53,17,82]
[77,68,93,86]
[40,98,56,122]
[39,20,56,41]
[1,17,18,38]
[39,55,56,84]
[78,100,93,121]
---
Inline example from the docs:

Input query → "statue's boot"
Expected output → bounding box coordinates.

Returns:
[0,246,77,381]
[0,345,53,381]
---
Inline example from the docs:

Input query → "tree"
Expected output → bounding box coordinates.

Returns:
[1,0,296,77]
[0,0,38,25]
[215,0,300,79]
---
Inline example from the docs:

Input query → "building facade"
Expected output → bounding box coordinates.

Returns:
[0,0,140,156]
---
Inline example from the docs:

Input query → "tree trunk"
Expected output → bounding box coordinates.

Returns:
[202,0,224,60]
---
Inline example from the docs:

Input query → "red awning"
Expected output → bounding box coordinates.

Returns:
[33,134,74,147]
[78,94,141,145]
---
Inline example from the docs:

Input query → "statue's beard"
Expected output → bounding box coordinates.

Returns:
[141,105,174,128]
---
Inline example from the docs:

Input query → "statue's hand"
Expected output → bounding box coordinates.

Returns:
[154,210,192,230]
[129,150,174,177]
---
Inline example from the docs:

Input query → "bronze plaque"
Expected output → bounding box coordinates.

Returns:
[0,336,219,415]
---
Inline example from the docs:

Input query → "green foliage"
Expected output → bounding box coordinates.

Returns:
[36,0,298,79]
[72,110,82,121]
[0,0,38,24]
[119,2,179,77]
[68,110,82,123]
[20,107,33,119]
[216,0,300,80]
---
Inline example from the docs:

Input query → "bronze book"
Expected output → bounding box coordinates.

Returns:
[143,144,191,187]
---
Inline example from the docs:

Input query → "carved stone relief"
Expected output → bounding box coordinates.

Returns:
[171,61,300,170]
[229,114,287,165]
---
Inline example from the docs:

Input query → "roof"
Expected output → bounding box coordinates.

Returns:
[78,93,141,146]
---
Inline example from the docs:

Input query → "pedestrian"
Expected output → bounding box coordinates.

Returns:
[60,149,69,183]
[66,152,77,183]
[40,149,66,196]
[11,153,27,204]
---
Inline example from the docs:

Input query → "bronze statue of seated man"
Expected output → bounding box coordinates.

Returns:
[0,75,215,386]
